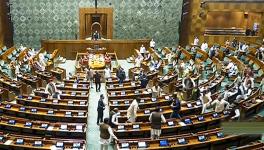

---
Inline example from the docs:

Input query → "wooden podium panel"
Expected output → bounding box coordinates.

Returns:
[41,39,150,60]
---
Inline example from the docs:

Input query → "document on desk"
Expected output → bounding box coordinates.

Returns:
[4,140,12,145]
[47,126,54,131]
[179,122,186,126]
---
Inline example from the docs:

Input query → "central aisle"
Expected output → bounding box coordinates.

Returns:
[86,83,114,150]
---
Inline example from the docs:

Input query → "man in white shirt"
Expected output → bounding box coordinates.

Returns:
[140,45,146,57]
[152,84,162,98]
[134,55,143,68]
[193,36,199,46]
[127,98,140,123]
[201,41,208,51]
[104,67,111,79]
[210,96,230,113]
[150,39,155,49]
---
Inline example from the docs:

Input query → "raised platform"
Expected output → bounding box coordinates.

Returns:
[41,39,150,60]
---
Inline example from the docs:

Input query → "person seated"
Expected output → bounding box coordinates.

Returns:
[201,41,208,51]
[154,60,162,70]
[228,63,238,77]
[134,55,143,68]
[93,30,100,40]
[256,44,264,61]
[144,51,151,61]
[33,59,45,72]
[45,77,58,97]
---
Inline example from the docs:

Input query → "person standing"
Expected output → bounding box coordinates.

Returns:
[94,71,101,92]
[97,94,106,125]
[150,39,156,49]
[170,94,181,118]
[139,45,146,57]
[117,67,126,84]
[86,68,94,88]
[151,84,162,98]
[104,66,111,79]
[45,77,58,97]
[109,108,119,128]
[149,107,166,140]
[99,118,118,150]
[127,98,140,123]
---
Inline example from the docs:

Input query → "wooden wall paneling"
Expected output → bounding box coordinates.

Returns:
[79,8,113,39]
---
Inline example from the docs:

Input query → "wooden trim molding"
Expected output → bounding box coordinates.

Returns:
[79,7,113,39]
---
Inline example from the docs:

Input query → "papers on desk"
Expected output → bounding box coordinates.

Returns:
[178,122,186,126]
[131,82,136,86]
[47,126,54,131]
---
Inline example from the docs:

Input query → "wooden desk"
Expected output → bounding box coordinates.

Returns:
[41,39,150,59]
[0,102,87,123]
[50,67,66,81]
[106,81,141,91]
[0,133,86,150]
[16,95,88,110]
[114,112,228,139]
[0,115,86,138]
[17,73,42,88]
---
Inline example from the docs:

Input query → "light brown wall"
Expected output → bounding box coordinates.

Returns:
[184,1,264,46]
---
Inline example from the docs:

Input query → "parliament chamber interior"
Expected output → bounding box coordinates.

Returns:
[1,0,264,150]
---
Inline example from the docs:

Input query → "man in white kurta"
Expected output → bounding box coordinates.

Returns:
[127,99,140,123]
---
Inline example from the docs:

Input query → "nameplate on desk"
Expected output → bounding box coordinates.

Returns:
[113,101,118,105]
[40,98,46,102]
[138,142,147,148]
[73,142,81,148]
[60,124,67,130]
[187,103,192,108]
[25,122,32,127]
[117,125,125,130]
[40,123,48,129]
[16,139,24,145]
[80,101,85,105]
[19,107,26,112]
[198,135,207,142]
[144,109,150,114]
[132,124,140,129]
[167,121,174,126]
[216,132,224,138]
[47,110,54,115]
[31,108,37,113]
[76,125,83,131]
[121,91,126,95]
[78,112,85,116]
[131,82,136,86]
[65,111,72,117]
[212,112,219,118]
[178,138,187,144]
[198,116,205,121]
[121,143,129,148]
[196,100,202,106]
[53,100,58,104]
[34,141,43,147]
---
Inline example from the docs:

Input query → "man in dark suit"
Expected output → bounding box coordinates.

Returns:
[93,30,100,40]
[97,94,105,125]
[94,71,101,92]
